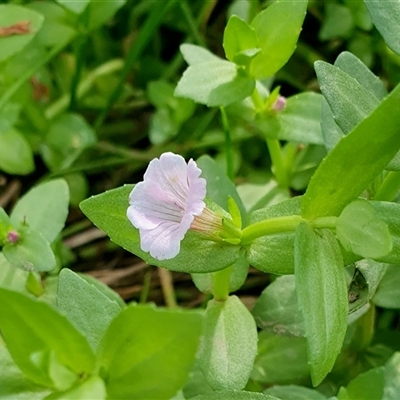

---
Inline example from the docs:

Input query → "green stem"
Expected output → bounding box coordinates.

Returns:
[0,39,71,111]
[220,107,235,181]
[212,265,233,301]
[158,267,177,308]
[374,171,400,201]
[241,214,338,245]
[94,0,175,131]
[139,268,152,304]
[311,216,338,230]
[241,215,305,245]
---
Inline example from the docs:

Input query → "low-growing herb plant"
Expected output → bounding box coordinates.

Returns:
[1,1,400,399]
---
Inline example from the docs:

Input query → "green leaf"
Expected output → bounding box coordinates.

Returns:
[57,269,122,352]
[3,227,56,272]
[364,1,400,56]
[246,197,302,275]
[98,304,203,399]
[43,376,106,400]
[370,201,400,264]
[10,179,69,243]
[80,185,241,273]
[321,99,344,152]
[56,0,89,14]
[223,15,258,63]
[0,4,44,62]
[373,265,400,309]
[0,253,29,292]
[86,0,127,32]
[335,51,387,100]
[252,275,304,337]
[336,199,392,259]
[294,223,348,386]
[249,0,307,79]
[337,366,385,400]
[315,61,379,135]
[197,155,246,222]
[198,295,258,390]
[26,2,76,47]
[79,273,126,309]
[0,288,95,389]
[180,43,221,65]
[42,113,97,171]
[264,385,327,400]
[193,392,276,400]
[181,363,214,399]
[382,352,400,399]
[252,331,309,384]
[301,80,400,219]
[0,345,51,400]
[276,92,324,145]
[319,3,353,40]
[175,59,254,107]
[0,129,35,175]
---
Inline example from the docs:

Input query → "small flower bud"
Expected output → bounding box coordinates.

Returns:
[272,95,287,112]
[7,230,19,244]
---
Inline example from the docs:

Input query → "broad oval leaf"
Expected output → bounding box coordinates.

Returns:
[3,227,56,272]
[336,199,392,259]
[57,269,122,352]
[252,275,304,337]
[198,295,258,391]
[252,331,309,385]
[0,129,34,175]
[0,288,95,389]
[373,265,400,309]
[175,59,254,107]
[98,304,203,399]
[10,179,69,243]
[250,0,307,79]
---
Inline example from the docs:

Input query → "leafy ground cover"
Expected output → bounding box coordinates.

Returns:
[1,1,400,399]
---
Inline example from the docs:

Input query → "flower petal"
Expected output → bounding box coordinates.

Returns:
[127,152,208,260]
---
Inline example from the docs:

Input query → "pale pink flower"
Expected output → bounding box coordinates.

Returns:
[127,152,210,260]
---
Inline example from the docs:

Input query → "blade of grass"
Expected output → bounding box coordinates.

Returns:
[94,0,176,131]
